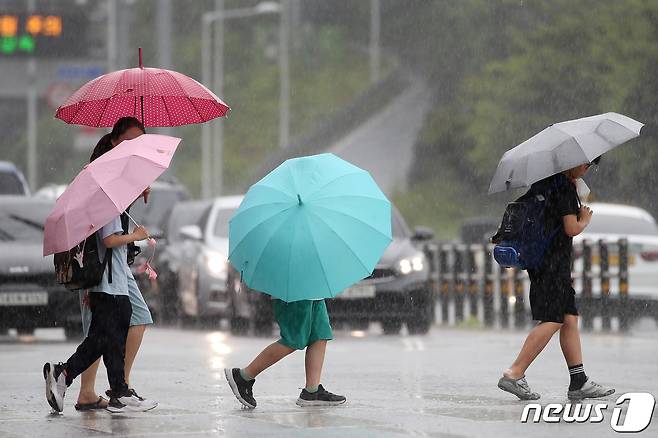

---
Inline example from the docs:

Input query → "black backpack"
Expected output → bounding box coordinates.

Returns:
[491,176,572,270]
[54,211,141,290]
[54,232,113,290]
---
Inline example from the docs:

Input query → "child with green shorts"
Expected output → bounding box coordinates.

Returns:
[225,298,345,408]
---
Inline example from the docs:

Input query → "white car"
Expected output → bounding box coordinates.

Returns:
[573,202,658,301]
[33,184,67,200]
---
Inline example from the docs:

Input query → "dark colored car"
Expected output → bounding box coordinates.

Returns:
[127,179,191,322]
[148,199,213,324]
[0,196,80,338]
[227,206,436,335]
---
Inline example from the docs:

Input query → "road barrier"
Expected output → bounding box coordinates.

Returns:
[427,239,634,331]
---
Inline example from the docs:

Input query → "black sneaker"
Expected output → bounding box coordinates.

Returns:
[43,362,67,412]
[106,388,147,401]
[224,368,256,409]
[296,384,346,407]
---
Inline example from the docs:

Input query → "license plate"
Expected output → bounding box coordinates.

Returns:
[340,284,376,299]
[0,292,48,306]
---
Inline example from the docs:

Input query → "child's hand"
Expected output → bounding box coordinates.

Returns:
[142,186,151,204]
[579,205,593,225]
[132,225,149,241]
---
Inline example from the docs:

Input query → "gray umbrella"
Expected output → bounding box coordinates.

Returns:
[488,112,643,194]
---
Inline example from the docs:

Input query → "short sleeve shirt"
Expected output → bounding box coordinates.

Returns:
[91,216,130,296]
[530,173,580,277]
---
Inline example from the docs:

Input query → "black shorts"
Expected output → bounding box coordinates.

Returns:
[527,270,578,323]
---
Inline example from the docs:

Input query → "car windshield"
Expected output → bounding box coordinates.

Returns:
[0,214,43,242]
[0,171,26,195]
[130,189,185,231]
[392,208,410,239]
[213,208,237,238]
[166,202,211,242]
[586,214,658,236]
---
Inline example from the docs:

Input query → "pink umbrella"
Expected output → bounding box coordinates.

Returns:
[54,48,229,128]
[43,134,181,256]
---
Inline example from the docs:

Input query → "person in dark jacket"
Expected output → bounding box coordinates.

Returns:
[498,158,615,401]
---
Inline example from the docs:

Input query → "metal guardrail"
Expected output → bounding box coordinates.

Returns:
[423,238,637,332]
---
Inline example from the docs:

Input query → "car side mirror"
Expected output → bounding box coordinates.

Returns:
[412,226,434,242]
[179,225,203,241]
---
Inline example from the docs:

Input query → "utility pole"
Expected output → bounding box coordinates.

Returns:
[278,0,290,149]
[201,2,280,198]
[213,0,225,196]
[107,0,117,72]
[370,0,381,84]
[26,0,37,191]
[157,0,174,172]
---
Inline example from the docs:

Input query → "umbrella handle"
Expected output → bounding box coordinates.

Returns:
[124,211,155,242]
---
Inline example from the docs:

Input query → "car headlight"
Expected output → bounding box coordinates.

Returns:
[204,250,227,278]
[398,253,425,275]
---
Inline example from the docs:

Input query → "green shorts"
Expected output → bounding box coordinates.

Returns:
[273,299,333,350]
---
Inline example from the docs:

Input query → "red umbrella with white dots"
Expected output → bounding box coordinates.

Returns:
[54,48,229,128]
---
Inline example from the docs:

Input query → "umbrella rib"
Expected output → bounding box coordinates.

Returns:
[310,204,391,241]
[309,193,388,203]
[303,213,334,296]
[230,201,292,226]
[284,214,300,301]
[95,97,111,128]
[306,171,365,200]
[306,209,372,276]
[240,208,298,293]
[68,76,109,123]
[252,183,296,200]
[186,96,206,124]
[228,206,296,260]
[160,95,173,127]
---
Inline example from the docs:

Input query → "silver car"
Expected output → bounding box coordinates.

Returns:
[166,196,274,331]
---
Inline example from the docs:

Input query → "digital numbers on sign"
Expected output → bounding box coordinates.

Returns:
[0,13,82,57]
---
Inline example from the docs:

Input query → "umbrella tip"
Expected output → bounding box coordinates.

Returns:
[138,47,143,69]
[297,194,302,205]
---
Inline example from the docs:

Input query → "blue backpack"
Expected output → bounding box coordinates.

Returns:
[491,177,570,270]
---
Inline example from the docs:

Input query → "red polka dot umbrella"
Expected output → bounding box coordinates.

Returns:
[55,48,229,128]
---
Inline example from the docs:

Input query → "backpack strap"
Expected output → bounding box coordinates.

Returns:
[107,248,113,284]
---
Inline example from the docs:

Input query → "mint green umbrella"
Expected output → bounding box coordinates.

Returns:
[229,153,392,302]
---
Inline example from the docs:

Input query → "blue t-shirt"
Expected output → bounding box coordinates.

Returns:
[91,216,131,296]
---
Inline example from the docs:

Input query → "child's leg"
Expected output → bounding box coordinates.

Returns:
[304,340,327,389]
[77,358,104,404]
[100,295,132,396]
[505,321,562,378]
[559,314,582,366]
[124,324,146,387]
[244,341,294,378]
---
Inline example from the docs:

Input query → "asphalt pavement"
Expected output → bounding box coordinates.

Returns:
[1,322,657,437]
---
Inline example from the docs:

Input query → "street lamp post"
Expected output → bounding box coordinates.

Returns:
[201,1,283,199]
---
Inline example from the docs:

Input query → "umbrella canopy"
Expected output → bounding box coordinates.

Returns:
[55,49,229,128]
[43,134,180,256]
[488,112,643,194]
[229,153,392,302]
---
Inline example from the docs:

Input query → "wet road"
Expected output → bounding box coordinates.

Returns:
[1,323,656,437]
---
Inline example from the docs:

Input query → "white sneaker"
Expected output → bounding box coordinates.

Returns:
[106,393,158,413]
[43,362,67,412]
[568,379,615,400]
